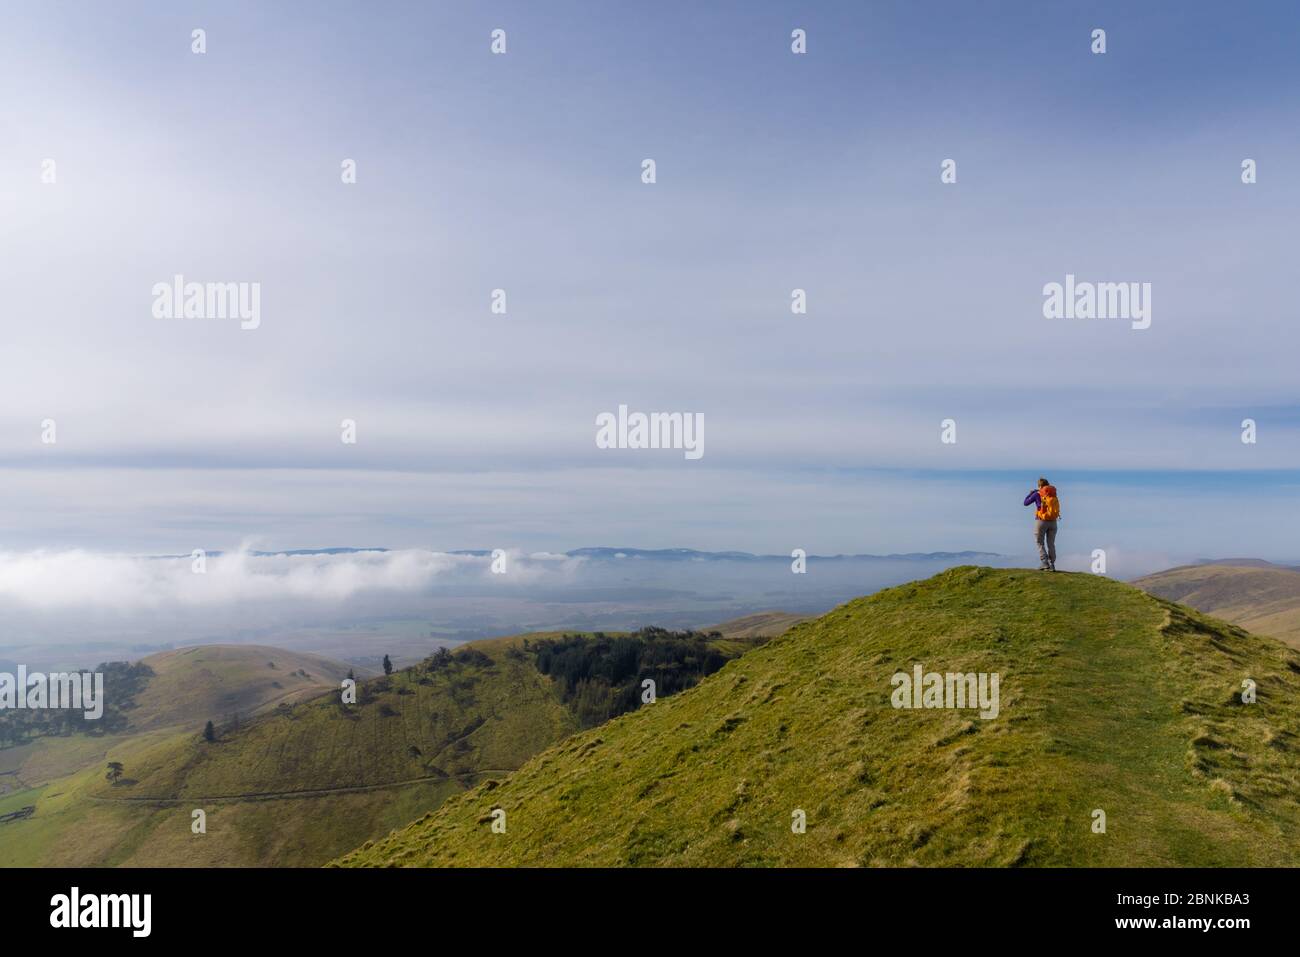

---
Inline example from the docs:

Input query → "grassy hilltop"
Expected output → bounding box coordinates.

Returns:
[339,567,1300,867]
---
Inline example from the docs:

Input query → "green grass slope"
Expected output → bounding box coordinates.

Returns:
[1,644,571,867]
[2,628,758,867]
[338,567,1300,867]
[1135,562,1300,649]
[125,644,356,732]
[0,645,352,799]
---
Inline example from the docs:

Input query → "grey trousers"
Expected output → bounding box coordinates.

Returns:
[1035,520,1058,567]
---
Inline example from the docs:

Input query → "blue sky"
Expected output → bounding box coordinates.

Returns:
[1,1,1299,569]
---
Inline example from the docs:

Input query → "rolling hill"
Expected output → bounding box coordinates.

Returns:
[338,567,1300,867]
[1135,562,1300,649]
[706,611,809,642]
[0,645,352,797]
[123,644,356,731]
[0,626,771,867]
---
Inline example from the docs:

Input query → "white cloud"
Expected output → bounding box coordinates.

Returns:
[0,547,584,612]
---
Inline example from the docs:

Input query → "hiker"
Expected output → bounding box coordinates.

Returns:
[1023,478,1061,571]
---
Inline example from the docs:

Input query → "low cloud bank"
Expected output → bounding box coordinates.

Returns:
[0,547,584,611]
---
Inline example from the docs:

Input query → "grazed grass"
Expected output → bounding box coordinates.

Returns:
[338,567,1300,867]
[2,626,768,867]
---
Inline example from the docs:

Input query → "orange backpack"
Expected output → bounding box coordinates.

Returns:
[1037,486,1061,521]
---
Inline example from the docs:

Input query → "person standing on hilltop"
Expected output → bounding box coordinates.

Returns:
[1023,478,1061,571]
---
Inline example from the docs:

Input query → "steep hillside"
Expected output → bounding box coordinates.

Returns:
[0,628,758,867]
[1135,562,1300,648]
[339,567,1300,867]
[0,645,352,794]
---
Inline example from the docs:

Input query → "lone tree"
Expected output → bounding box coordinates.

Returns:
[105,761,124,785]
[382,655,393,676]
[203,720,215,742]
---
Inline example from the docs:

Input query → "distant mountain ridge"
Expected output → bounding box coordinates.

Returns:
[1190,558,1300,572]
[564,548,1002,562]
[145,546,1001,562]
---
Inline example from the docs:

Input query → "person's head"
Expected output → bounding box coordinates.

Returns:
[1038,477,1050,488]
